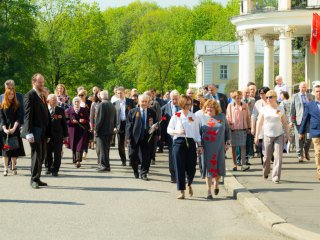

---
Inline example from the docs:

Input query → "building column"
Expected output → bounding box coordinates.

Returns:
[304,36,311,89]
[237,30,255,90]
[275,26,295,94]
[262,36,275,89]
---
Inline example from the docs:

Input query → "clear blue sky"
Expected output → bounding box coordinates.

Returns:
[83,0,228,9]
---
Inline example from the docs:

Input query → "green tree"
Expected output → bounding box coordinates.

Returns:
[0,0,45,93]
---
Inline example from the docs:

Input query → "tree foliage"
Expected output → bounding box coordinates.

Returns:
[0,0,276,96]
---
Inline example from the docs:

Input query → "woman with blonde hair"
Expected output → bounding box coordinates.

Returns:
[0,88,25,176]
[226,90,251,171]
[55,84,70,110]
[199,99,230,199]
[255,90,290,183]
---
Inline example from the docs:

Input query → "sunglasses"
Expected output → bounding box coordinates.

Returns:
[78,95,84,97]
[266,96,275,99]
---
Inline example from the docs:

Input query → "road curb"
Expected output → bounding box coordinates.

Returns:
[224,170,320,240]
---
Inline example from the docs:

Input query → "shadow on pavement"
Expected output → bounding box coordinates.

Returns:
[250,188,312,193]
[0,199,84,205]
[47,186,168,193]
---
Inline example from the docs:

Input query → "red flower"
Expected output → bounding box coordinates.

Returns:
[3,144,10,151]
[208,121,215,128]
[292,116,296,120]
[175,112,181,118]
[188,117,194,122]
[217,119,222,123]
[63,140,68,144]
[161,116,167,121]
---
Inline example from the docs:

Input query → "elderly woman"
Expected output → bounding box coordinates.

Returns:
[0,88,25,176]
[55,84,70,110]
[66,97,89,168]
[255,90,290,183]
[226,91,251,171]
[199,99,230,199]
[77,89,92,159]
[167,94,203,200]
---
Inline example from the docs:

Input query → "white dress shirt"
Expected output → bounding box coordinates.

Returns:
[167,111,201,142]
[119,99,126,121]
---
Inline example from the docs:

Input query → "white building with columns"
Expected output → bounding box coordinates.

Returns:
[232,0,320,93]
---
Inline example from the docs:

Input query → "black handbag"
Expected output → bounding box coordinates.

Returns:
[4,136,19,151]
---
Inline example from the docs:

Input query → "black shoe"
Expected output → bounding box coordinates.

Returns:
[214,188,219,195]
[232,166,237,171]
[206,194,213,200]
[245,162,251,165]
[52,172,58,177]
[31,181,39,189]
[134,172,139,179]
[141,175,148,181]
[121,162,126,166]
[305,153,310,161]
[38,181,48,187]
[45,170,51,175]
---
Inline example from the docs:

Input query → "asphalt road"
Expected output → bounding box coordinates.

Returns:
[0,142,288,240]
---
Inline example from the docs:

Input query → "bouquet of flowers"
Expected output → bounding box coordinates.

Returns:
[147,116,167,142]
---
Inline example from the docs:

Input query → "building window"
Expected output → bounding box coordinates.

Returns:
[219,65,228,80]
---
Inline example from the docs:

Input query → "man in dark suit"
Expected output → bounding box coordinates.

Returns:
[204,84,228,114]
[23,73,51,189]
[160,90,180,183]
[126,94,159,180]
[45,94,68,176]
[186,88,200,113]
[299,83,320,180]
[95,90,117,172]
[114,86,135,166]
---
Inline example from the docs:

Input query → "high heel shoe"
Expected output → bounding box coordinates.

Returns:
[76,161,81,168]
[188,186,193,197]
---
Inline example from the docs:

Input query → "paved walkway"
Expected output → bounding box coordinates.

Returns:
[0,141,288,240]
[225,149,320,238]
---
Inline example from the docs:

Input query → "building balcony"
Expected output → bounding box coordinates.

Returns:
[241,0,320,15]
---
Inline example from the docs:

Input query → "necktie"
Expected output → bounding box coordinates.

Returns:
[50,108,54,116]
[141,110,146,139]
[302,94,308,104]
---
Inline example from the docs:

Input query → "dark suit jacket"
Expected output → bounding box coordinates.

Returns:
[49,106,68,142]
[126,107,158,145]
[95,100,117,136]
[161,102,174,144]
[23,89,50,139]
[114,98,135,130]
[204,92,228,114]
[192,99,200,113]
[0,92,24,124]
[300,101,320,138]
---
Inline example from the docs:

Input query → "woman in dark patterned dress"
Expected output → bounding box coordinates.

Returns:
[66,97,89,168]
[0,88,25,176]
[199,99,230,199]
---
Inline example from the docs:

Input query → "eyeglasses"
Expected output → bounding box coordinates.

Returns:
[266,96,275,99]
[78,95,84,97]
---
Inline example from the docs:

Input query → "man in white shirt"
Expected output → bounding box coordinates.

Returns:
[274,76,288,103]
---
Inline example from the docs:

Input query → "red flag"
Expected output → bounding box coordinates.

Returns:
[310,13,320,54]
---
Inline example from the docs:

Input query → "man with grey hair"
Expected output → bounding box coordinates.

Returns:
[114,86,135,166]
[299,83,320,180]
[45,94,68,176]
[274,76,288,103]
[95,90,117,172]
[126,94,159,180]
[161,90,180,183]
[290,81,314,162]
[186,88,200,113]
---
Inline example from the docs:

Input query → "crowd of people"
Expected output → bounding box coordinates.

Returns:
[1,73,320,199]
